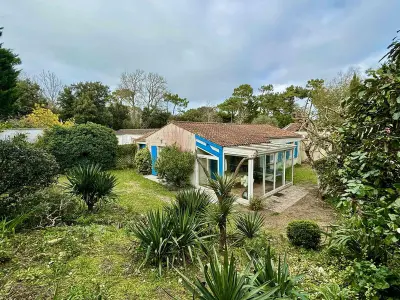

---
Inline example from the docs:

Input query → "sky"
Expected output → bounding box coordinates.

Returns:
[1,0,399,108]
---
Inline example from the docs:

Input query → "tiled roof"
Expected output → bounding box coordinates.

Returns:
[134,130,157,142]
[171,121,301,147]
[283,123,303,132]
[115,128,158,135]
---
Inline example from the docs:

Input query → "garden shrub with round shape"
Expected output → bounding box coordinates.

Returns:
[134,147,151,175]
[0,135,59,219]
[39,123,118,171]
[287,220,321,249]
[155,144,195,187]
[116,144,137,169]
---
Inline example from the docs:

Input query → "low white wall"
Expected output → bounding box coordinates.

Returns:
[117,134,143,145]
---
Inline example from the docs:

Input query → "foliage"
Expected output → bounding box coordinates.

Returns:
[287,220,321,249]
[235,212,265,239]
[0,29,21,119]
[155,145,195,187]
[170,189,211,216]
[316,283,354,300]
[249,196,265,211]
[58,81,112,126]
[130,208,209,275]
[108,101,132,130]
[116,144,137,169]
[252,246,306,299]
[0,136,59,219]
[174,106,220,122]
[141,107,171,128]
[163,92,188,115]
[40,123,118,171]
[18,104,74,128]
[344,260,400,299]
[0,215,27,263]
[14,78,47,116]
[134,147,152,174]
[21,186,85,228]
[178,249,277,300]
[66,164,117,211]
[251,115,279,127]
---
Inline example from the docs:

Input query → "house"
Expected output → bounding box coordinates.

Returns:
[136,121,303,200]
[115,129,157,145]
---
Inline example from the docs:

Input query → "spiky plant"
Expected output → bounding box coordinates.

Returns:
[171,189,212,215]
[66,164,117,211]
[252,246,306,299]
[177,248,278,300]
[235,212,265,239]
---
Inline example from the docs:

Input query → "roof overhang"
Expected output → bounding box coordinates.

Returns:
[223,142,296,158]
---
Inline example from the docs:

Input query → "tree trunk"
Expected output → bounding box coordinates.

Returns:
[219,222,227,251]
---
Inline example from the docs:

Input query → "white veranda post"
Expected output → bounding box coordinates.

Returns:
[248,158,254,199]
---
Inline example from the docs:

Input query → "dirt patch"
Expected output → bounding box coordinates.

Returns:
[239,186,337,235]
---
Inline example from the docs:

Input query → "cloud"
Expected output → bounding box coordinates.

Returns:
[2,0,399,108]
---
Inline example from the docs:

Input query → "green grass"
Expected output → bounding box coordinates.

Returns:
[286,164,317,185]
[0,170,189,300]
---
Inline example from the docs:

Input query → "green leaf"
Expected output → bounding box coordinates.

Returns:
[397,96,400,103]
[393,112,400,120]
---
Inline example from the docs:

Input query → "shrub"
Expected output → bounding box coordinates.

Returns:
[116,144,137,169]
[287,220,321,249]
[0,136,59,219]
[39,123,118,171]
[235,212,265,240]
[155,145,195,187]
[178,249,278,299]
[249,196,265,211]
[21,186,85,228]
[171,189,211,215]
[66,164,117,211]
[134,147,151,175]
[252,246,306,298]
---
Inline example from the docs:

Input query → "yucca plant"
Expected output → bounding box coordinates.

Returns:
[252,246,306,299]
[177,248,278,300]
[66,164,117,211]
[172,189,212,215]
[235,212,265,240]
[131,210,173,275]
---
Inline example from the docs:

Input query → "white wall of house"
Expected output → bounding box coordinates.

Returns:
[269,137,303,165]
[0,129,44,143]
[117,134,143,145]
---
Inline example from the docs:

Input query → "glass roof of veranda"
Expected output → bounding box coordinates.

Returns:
[223,142,296,158]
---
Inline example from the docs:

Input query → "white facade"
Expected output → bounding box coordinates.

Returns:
[0,129,44,143]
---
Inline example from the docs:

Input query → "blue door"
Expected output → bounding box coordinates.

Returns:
[151,146,158,175]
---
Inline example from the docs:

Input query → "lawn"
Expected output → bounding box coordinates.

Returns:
[1,168,340,300]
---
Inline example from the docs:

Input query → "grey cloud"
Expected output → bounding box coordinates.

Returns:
[1,0,399,107]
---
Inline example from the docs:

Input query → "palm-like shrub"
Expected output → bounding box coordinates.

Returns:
[235,212,265,239]
[66,164,117,211]
[131,209,211,275]
[171,189,211,215]
[178,249,278,300]
[252,246,305,299]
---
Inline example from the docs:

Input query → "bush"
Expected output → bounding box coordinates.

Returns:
[134,147,151,175]
[287,220,321,249]
[0,136,59,219]
[235,212,265,239]
[21,186,85,228]
[39,123,118,171]
[66,164,117,211]
[171,189,211,215]
[249,196,265,211]
[116,144,137,169]
[155,145,195,187]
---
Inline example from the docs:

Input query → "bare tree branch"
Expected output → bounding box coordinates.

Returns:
[142,72,167,111]
[119,69,145,107]
[35,70,63,108]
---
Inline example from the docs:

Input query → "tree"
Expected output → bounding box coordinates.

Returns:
[108,101,131,130]
[0,27,21,119]
[34,70,63,109]
[217,96,243,123]
[174,106,220,122]
[141,107,171,128]
[58,82,112,126]
[142,72,168,112]
[19,104,73,128]
[163,92,188,114]
[118,70,145,107]
[14,78,47,115]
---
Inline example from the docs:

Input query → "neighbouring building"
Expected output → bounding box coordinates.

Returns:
[114,129,157,145]
[0,128,44,143]
[136,121,303,200]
